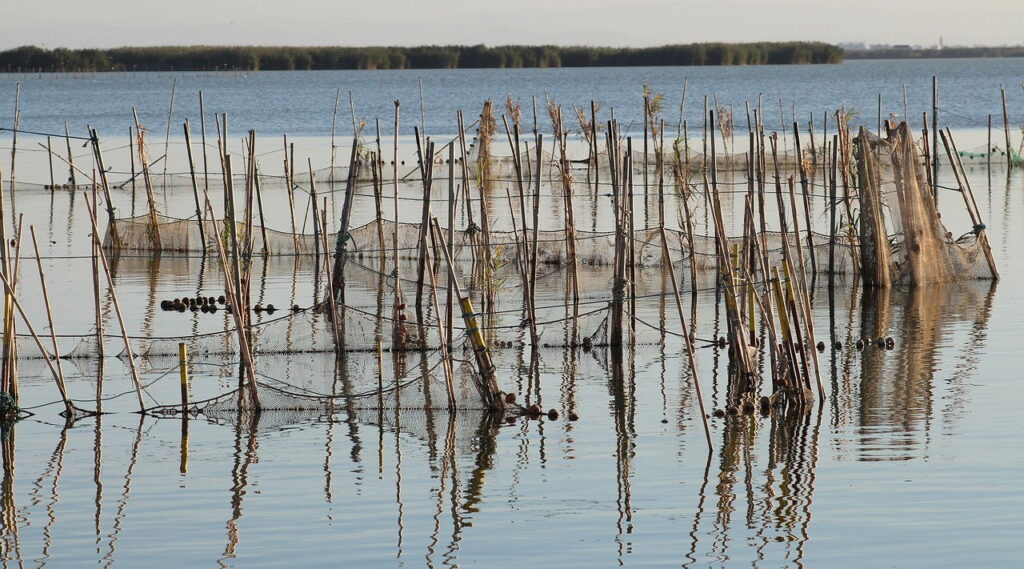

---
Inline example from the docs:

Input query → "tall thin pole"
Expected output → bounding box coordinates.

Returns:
[199,91,209,190]
[183,120,207,247]
[84,197,147,413]
[932,76,939,184]
[1001,85,1013,171]
[9,83,19,195]
[330,88,341,185]
[162,77,177,183]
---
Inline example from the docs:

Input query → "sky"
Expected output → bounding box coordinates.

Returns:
[1,0,1022,49]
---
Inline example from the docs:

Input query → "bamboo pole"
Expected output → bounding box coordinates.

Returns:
[183,120,207,247]
[199,91,209,191]
[783,178,825,401]
[1001,85,1013,170]
[319,204,342,352]
[414,140,435,314]
[87,127,118,245]
[178,342,189,414]
[9,83,19,194]
[659,227,712,453]
[625,137,637,337]
[130,109,162,249]
[932,77,940,184]
[91,181,104,359]
[225,158,245,323]
[392,101,400,270]
[793,122,818,274]
[555,107,579,305]
[446,144,455,346]
[162,77,177,183]
[84,196,146,413]
[424,236,457,410]
[530,134,543,344]
[0,167,12,398]
[0,270,76,415]
[46,137,54,189]
[591,101,599,194]
[330,88,341,185]
[828,137,838,287]
[370,153,386,266]
[331,139,359,301]
[988,114,993,170]
[28,226,73,415]
[457,110,486,272]
[283,135,298,253]
[129,127,136,213]
[63,122,76,187]
[201,192,261,409]
[5,216,22,401]
[430,218,503,412]
[253,164,269,257]
[940,128,1000,280]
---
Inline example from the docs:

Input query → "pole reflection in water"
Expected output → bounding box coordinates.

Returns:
[219,411,259,567]
[610,345,636,564]
[1,422,21,564]
[103,416,147,568]
[29,421,66,566]
[852,283,994,461]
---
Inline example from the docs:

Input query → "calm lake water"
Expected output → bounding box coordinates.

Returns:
[0,60,1022,568]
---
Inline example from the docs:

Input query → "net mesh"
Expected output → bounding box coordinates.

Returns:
[856,123,996,285]
[104,213,857,276]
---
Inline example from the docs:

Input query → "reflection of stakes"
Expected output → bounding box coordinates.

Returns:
[84,197,146,413]
[430,218,504,412]
[659,227,713,453]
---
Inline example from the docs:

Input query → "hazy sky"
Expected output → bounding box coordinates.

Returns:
[2,0,1021,49]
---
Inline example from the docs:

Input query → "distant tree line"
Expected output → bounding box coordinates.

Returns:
[0,42,843,72]
[845,46,1024,59]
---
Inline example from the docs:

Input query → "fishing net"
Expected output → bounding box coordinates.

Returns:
[854,123,997,285]
[103,213,855,277]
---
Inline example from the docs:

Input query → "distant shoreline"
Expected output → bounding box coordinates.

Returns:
[0,43,842,73]
[845,46,1024,60]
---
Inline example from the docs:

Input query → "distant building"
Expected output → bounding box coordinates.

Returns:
[838,42,868,51]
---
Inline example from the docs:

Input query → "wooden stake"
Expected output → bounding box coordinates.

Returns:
[1001,85,1013,170]
[659,227,712,453]
[46,136,54,189]
[178,343,189,415]
[201,192,261,409]
[183,120,207,247]
[9,84,19,193]
[91,180,104,359]
[162,77,177,184]
[330,88,341,185]
[0,166,13,398]
[940,128,1000,280]
[87,127,119,246]
[84,196,146,413]
[431,218,504,411]
[64,122,76,187]
[29,225,72,414]
[131,109,162,249]
[200,91,209,191]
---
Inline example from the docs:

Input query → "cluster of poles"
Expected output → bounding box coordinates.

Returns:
[0,77,1009,453]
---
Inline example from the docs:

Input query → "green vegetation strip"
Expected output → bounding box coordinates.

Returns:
[0,43,843,72]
